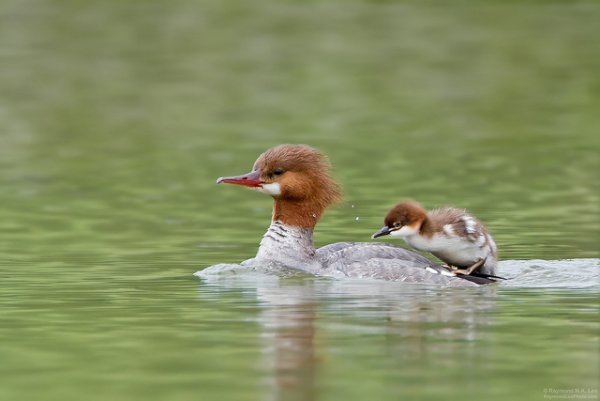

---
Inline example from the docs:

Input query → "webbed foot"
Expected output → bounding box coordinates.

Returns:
[452,258,486,276]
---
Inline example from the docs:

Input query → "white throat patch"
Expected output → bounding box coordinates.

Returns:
[256,182,281,196]
[390,224,419,238]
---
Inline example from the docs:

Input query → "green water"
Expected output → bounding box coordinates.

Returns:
[1,1,598,400]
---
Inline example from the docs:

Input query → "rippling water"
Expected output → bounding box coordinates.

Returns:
[1,1,599,400]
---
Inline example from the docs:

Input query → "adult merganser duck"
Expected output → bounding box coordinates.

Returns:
[214,144,497,286]
[372,201,500,278]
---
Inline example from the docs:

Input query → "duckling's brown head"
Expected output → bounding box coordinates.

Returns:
[372,201,427,239]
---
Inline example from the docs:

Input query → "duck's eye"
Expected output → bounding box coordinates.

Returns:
[393,222,401,228]
[272,168,284,176]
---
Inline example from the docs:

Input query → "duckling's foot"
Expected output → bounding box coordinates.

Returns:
[453,258,486,276]
[441,263,459,275]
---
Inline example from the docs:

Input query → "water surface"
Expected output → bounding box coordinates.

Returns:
[1,1,598,400]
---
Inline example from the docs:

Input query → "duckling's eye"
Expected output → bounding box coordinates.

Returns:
[393,222,401,228]
[272,168,285,176]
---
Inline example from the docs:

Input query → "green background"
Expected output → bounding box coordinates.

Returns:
[1,1,598,400]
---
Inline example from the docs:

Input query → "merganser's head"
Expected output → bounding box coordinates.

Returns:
[217,144,342,227]
[372,201,427,239]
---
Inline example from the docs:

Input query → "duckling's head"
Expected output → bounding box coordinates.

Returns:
[372,201,427,239]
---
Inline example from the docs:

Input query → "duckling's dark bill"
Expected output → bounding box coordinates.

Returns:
[372,226,392,239]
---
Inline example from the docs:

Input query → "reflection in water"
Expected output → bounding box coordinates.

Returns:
[196,258,599,399]
[193,259,599,400]
[200,274,500,401]
[258,285,317,401]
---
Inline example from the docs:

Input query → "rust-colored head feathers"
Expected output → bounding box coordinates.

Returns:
[254,144,341,204]
[372,200,428,239]
[384,201,428,228]
[218,144,342,228]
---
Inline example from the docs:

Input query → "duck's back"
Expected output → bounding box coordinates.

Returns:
[316,242,492,286]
